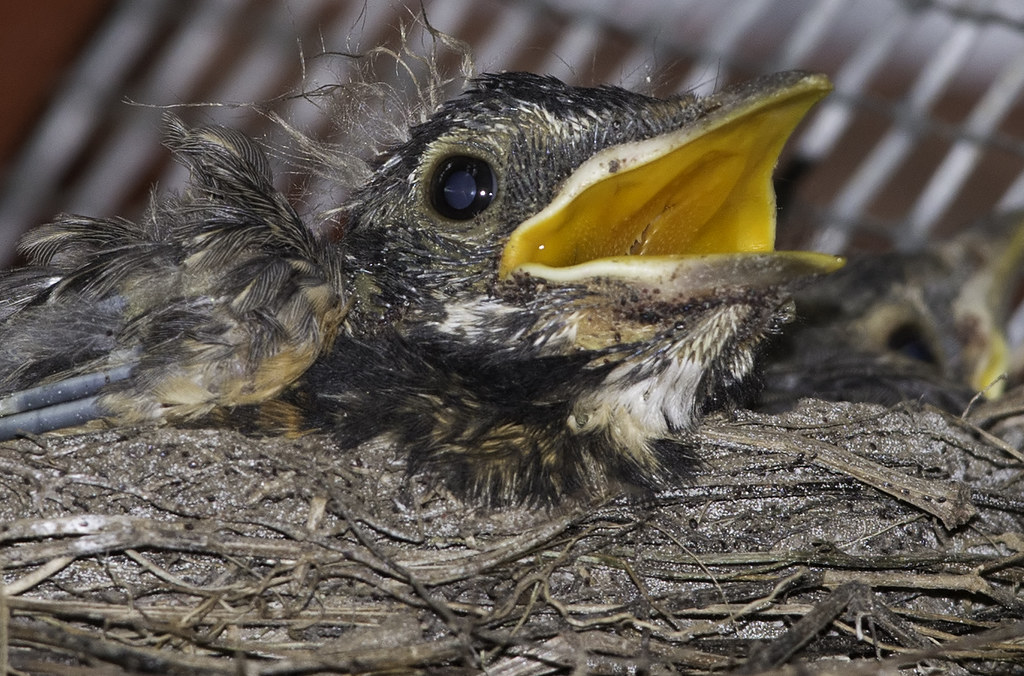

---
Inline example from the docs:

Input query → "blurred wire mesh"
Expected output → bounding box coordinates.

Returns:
[1,0,1023,270]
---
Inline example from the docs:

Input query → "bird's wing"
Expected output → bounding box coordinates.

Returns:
[0,117,346,439]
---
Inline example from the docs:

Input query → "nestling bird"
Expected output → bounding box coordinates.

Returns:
[759,211,1024,413]
[0,71,841,502]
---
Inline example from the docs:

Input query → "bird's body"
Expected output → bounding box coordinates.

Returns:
[0,71,847,502]
[0,119,345,427]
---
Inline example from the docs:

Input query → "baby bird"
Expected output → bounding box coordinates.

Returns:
[0,71,841,502]
[761,211,1024,413]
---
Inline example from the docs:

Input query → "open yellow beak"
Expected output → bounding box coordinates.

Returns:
[499,71,842,281]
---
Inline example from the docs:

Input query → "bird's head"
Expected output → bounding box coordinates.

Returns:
[346,71,839,310]
[329,71,843,500]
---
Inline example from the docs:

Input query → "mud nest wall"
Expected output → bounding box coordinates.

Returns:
[2,395,1024,673]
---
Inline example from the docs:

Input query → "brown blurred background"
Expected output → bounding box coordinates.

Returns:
[0,3,112,164]
[1,0,1023,267]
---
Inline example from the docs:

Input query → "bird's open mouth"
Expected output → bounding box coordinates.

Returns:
[499,71,843,289]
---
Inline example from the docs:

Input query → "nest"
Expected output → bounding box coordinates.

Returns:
[2,391,1023,675]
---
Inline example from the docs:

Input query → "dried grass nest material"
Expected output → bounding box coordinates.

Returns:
[1,394,1023,675]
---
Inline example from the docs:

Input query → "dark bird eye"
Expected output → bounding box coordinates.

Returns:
[887,323,936,364]
[430,156,497,220]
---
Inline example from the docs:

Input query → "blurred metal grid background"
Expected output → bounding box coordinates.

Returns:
[1,0,1023,276]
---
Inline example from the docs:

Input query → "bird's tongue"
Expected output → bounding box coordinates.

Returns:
[498,71,841,284]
